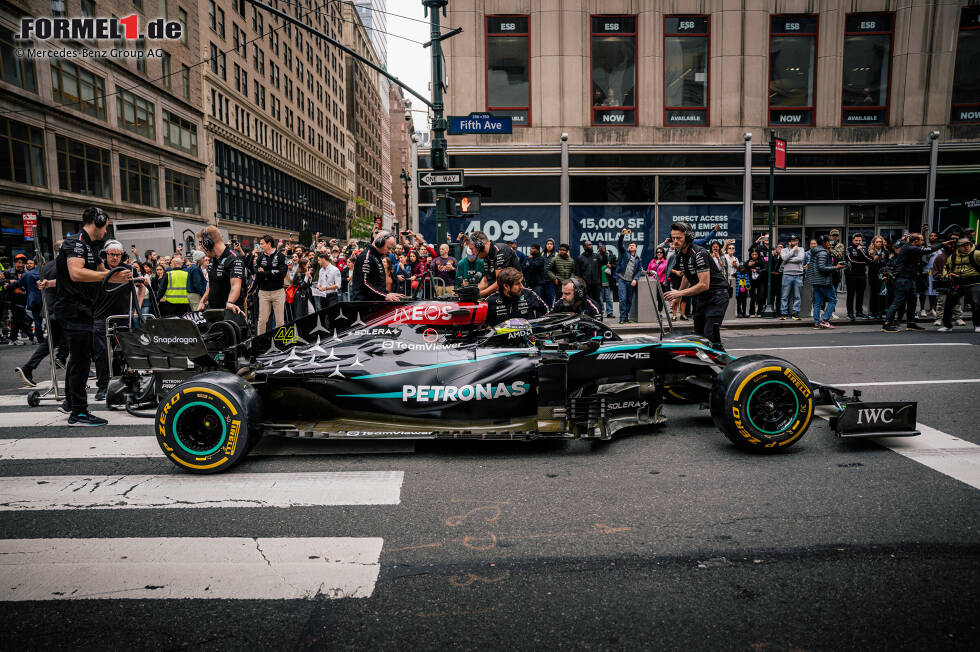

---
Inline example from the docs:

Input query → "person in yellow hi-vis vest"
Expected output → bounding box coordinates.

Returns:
[158,253,190,316]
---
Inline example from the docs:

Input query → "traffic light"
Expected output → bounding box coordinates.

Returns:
[458,193,480,215]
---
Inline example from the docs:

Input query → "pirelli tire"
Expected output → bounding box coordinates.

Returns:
[155,371,262,474]
[710,355,814,453]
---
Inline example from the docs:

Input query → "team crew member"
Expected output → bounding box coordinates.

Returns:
[882,233,953,333]
[352,231,402,301]
[55,207,131,426]
[484,267,549,326]
[198,226,246,320]
[15,241,68,388]
[92,240,144,402]
[255,235,287,334]
[664,221,731,347]
[158,253,190,316]
[938,237,980,333]
[551,277,601,318]
[470,230,521,298]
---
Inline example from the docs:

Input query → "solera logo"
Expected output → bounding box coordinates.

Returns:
[17,15,183,41]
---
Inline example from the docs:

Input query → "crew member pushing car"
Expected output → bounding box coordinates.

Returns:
[485,267,549,326]
[55,207,132,426]
[197,226,246,320]
[352,231,402,302]
[664,221,731,348]
[551,276,601,319]
[469,230,521,298]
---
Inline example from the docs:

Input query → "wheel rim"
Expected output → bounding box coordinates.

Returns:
[746,380,800,435]
[172,402,227,455]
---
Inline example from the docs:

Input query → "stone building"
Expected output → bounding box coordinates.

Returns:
[389,82,415,231]
[421,0,980,262]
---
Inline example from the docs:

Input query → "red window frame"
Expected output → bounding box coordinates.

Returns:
[768,14,818,127]
[951,6,980,125]
[485,15,531,128]
[663,14,710,127]
[841,12,894,127]
[590,14,637,127]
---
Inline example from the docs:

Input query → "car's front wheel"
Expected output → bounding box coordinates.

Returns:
[710,355,814,453]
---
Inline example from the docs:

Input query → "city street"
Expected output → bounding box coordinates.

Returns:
[0,325,977,651]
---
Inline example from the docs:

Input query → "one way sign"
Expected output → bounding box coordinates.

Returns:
[418,169,464,189]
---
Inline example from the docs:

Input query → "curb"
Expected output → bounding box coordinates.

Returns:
[614,316,942,333]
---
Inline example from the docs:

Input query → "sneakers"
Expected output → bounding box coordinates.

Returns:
[68,411,108,427]
[933,319,942,326]
[955,319,966,326]
[906,323,926,332]
[15,366,35,388]
[94,388,107,402]
[792,314,800,320]
[848,314,856,322]
[918,310,928,318]
[58,400,71,414]
[779,315,787,320]
[937,326,952,332]
[821,320,835,329]
[929,310,937,318]
[975,326,980,333]
[856,313,869,320]
[882,323,900,333]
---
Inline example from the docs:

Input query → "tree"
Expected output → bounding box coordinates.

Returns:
[349,197,376,239]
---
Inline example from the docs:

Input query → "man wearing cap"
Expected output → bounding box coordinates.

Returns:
[883,233,954,332]
[779,235,805,319]
[1,253,34,344]
[187,250,208,311]
[938,237,980,332]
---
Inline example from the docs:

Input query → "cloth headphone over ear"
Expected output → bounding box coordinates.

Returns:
[469,232,487,253]
[373,231,392,248]
[569,276,586,303]
[84,207,109,228]
[671,221,693,244]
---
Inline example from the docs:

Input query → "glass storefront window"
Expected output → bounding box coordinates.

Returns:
[769,15,817,126]
[591,16,636,126]
[486,16,529,126]
[842,14,892,125]
[847,205,876,225]
[664,16,709,126]
[951,7,980,124]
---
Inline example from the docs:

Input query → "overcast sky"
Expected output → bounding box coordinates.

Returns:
[382,2,434,133]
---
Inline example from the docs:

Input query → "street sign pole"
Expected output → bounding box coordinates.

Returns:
[424,0,449,245]
[762,130,778,318]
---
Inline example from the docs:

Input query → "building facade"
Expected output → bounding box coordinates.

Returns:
[202,0,350,247]
[421,0,980,263]
[1,0,206,261]
[389,82,416,231]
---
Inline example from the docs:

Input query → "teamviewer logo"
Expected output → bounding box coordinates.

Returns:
[16,14,183,41]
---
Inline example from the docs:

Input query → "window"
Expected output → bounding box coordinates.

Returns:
[0,118,45,186]
[841,14,893,126]
[119,154,159,206]
[217,7,225,38]
[50,60,106,120]
[664,16,709,126]
[163,109,198,155]
[116,89,155,138]
[135,38,146,73]
[209,0,216,32]
[180,64,189,99]
[210,42,226,79]
[952,7,980,124]
[56,136,110,198]
[50,0,66,17]
[1,27,37,92]
[178,7,187,45]
[769,15,818,126]
[485,16,529,126]
[590,16,636,126]
[81,0,94,17]
[166,169,200,214]
[159,52,171,88]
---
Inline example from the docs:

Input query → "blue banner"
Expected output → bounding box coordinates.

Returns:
[448,113,513,135]
[657,204,743,257]
[418,205,560,255]
[570,206,656,267]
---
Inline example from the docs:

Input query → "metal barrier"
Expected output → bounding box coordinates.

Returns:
[641,273,673,339]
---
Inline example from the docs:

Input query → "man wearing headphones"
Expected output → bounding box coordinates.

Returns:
[664,221,731,347]
[55,207,132,426]
[485,267,549,326]
[352,231,403,301]
[468,230,521,298]
[551,276,601,319]
[197,225,246,319]
[92,240,144,401]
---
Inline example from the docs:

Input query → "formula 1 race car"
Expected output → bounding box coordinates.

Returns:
[145,307,921,474]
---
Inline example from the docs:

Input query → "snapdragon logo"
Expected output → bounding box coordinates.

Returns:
[402,382,529,403]
[152,335,199,345]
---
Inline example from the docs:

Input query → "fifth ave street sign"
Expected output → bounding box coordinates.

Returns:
[448,113,513,135]
[418,169,464,189]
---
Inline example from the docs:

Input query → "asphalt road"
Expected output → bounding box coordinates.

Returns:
[0,325,978,651]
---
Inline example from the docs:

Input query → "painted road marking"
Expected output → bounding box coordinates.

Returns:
[0,537,383,600]
[832,379,980,387]
[0,410,157,427]
[0,436,414,459]
[728,343,974,352]
[0,471,404,511]
[874,424,980,491]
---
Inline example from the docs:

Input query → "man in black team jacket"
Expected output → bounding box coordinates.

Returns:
[198,226,246,326]
[882,233,955,332]
[485,267,549,326]
[352,231,402,302]
[552,277,601,318]
[664,221,731,348]
[470,230,521,298]
[55,207,132,426]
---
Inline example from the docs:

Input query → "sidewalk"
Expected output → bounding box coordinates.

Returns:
[616,313,944,333]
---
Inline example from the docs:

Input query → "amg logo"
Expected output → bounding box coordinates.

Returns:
[403,382,529,402]
[607,400,648,411]
[597,352,650,360]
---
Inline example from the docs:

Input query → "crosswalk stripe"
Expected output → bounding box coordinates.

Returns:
[0,436,414,459]
[0,410,155,427]
[0,537,384,600]
[0,470,404,511]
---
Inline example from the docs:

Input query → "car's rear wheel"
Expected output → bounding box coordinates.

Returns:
[710,355,814,453]
[155,372,261,473]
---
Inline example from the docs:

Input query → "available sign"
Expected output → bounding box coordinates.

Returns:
[448,113,513,135]
[21,211,37,241]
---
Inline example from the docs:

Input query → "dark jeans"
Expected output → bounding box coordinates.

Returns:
[868,277,887,315]
[24,318,67,373]
[736,294,748,315]
[617,279,636,321]
[884,277,917,325]
[323,292,339,309]
[92,320,109,391]
[845,273,867,316]
[9,304,32,340]
[542,282,556,307]
[63,318,94,413]
[28,300,44,340]
[160,302,190,317]
[693,290,730,344]
[942,283,980,328]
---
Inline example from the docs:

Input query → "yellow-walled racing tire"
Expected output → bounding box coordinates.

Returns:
[155,372,261,473]
[710,355,814,453]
